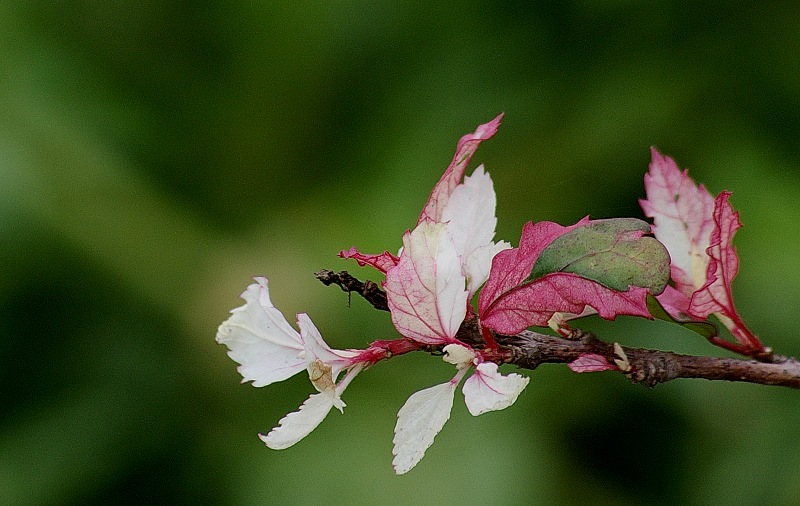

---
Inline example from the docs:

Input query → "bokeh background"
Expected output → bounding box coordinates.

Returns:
[2,1,800,504]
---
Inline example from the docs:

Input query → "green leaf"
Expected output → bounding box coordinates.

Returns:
[646,294,718,339]
[528,218,670,293]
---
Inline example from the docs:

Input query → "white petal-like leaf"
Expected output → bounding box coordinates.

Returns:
[392,381,457,474]
[462,362,529,416]
[441,165,498,261]
[216,277,305,386]
[259,392,337,450]
[297,313,358,382]
[463,240,511,297]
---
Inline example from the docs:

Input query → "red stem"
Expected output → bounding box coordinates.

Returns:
[481,325,499,350]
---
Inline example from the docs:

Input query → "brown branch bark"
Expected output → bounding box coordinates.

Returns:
[316,270,800,390]
[491,327,800,389]
[315,269,388,311]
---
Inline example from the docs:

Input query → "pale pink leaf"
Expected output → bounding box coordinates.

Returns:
[338,247,399,273]
[215,277,305,387]
[384,221,468,345]
[259,391,336,450]
[688,192,761,350]
[639,147,715,296]
[481,272,651,335]
[392,381,457,475]
[568,354,617,373]
[418,114,503,224]
[462,362,529,416]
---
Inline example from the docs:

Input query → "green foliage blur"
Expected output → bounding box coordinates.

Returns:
[2,1,800,504]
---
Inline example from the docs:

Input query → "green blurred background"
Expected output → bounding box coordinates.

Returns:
[2,1,800,504]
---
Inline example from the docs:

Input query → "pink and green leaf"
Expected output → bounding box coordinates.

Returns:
[528,218,670,293]
[478,218,665,335]
[481,272,652,335]
[478,219,589,316]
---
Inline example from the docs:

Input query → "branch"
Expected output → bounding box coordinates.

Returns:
[317,270,800,390]
[493,327,800,389]
[315,269,388,311]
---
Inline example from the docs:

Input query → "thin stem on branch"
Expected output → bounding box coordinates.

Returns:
[316,270,800,390]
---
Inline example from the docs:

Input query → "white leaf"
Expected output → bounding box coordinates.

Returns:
[392,381,456,474]
[463,240,511,297]
[216,277,305,386]
[462,362,529,416]
[440,166,509,297]
[297,313,358,382]
[259,392,337,450]
[441,165,497,259]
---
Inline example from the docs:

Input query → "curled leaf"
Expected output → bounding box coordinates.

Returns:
[419,114,503,224]
[688,192,763,351]
[338,247,399,273]
[529,217,670,294]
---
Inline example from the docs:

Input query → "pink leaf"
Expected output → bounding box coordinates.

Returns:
[481,272,651,335]
[568,354,617,373]
[639,147,715,297]
[418,114,503,224]
[479,218,651,335]
[383,221,468,345]
[688,192,762,350]
[654,285,691,319]
[338,247,399,274]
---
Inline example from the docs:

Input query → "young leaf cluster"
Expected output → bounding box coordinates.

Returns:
[216,115,774,474]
